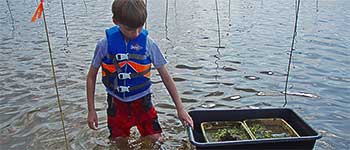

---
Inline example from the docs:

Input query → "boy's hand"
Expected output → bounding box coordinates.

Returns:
[177,108,194,128]
[87,110,98,130]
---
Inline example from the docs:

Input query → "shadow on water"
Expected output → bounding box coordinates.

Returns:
[214,50,221,81]
[175,64,202,70]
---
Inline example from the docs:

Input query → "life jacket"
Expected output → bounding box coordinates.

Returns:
[101,26,151,99]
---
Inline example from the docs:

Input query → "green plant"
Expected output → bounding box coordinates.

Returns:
[249,123,273,139]
[212,127,249,142]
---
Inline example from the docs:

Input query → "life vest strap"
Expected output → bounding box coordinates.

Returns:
[102,66,118,89]
[116,85,130,92]
[117,67,151,80]
[103,65,150,80]
[109,53,147,62]
[115,80,151,93]
[118,73,131,80]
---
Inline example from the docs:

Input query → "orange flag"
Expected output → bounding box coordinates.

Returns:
[31,0,44,22]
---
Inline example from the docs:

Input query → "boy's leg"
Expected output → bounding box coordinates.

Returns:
[107,94,133,139]
[146,133,162,142]
[110,136,129,149]
[137,117,163,142]
[135,94,163,141]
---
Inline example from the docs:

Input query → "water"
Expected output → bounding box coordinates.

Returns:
[0,0,349,149]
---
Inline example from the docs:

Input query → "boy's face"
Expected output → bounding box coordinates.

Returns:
[118,24,143,41]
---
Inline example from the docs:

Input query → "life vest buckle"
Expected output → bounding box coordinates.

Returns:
[115,53,128,61]
[116,86,130,92]
[118,73,131,80]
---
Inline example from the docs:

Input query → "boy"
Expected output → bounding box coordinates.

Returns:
[86,0,193,142]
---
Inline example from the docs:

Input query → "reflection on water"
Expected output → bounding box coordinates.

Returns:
[0,0,350,149]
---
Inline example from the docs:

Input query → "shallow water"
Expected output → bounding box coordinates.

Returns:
[0,0,349,149]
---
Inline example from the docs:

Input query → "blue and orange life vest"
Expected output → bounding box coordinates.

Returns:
[101,26,151,99]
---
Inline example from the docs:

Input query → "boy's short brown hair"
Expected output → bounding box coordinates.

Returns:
[112,0,147,28]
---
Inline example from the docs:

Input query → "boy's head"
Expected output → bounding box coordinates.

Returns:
[112,0,147,40]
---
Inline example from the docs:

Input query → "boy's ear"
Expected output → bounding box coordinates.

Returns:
[112,18,119,25]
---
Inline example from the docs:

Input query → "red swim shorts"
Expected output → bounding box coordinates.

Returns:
[106,94,162,138]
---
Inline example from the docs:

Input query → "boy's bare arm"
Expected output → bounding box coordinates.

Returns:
[86,64,99,130]
[157,65,194,128]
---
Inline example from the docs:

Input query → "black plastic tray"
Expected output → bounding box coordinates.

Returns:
[187,108,321,149]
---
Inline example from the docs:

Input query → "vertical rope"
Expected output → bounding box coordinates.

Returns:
[174,0,177,21]
[165,0,169,40]
[6,0,15,36]
[214,0,222,82]
[145,0,147,29]
[41,3,70,150]
[283,0,301,107]
[215,0,221,48]
[60,0,69,47]
[82,0,88,14]
[229,0,231,26]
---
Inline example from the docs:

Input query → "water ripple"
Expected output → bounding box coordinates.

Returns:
[204,91,224,97]
[175,64,203,70]
[282,91,318,98]
[222,95,241,101]
[234,87,259,93]
[244,75,260,80]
